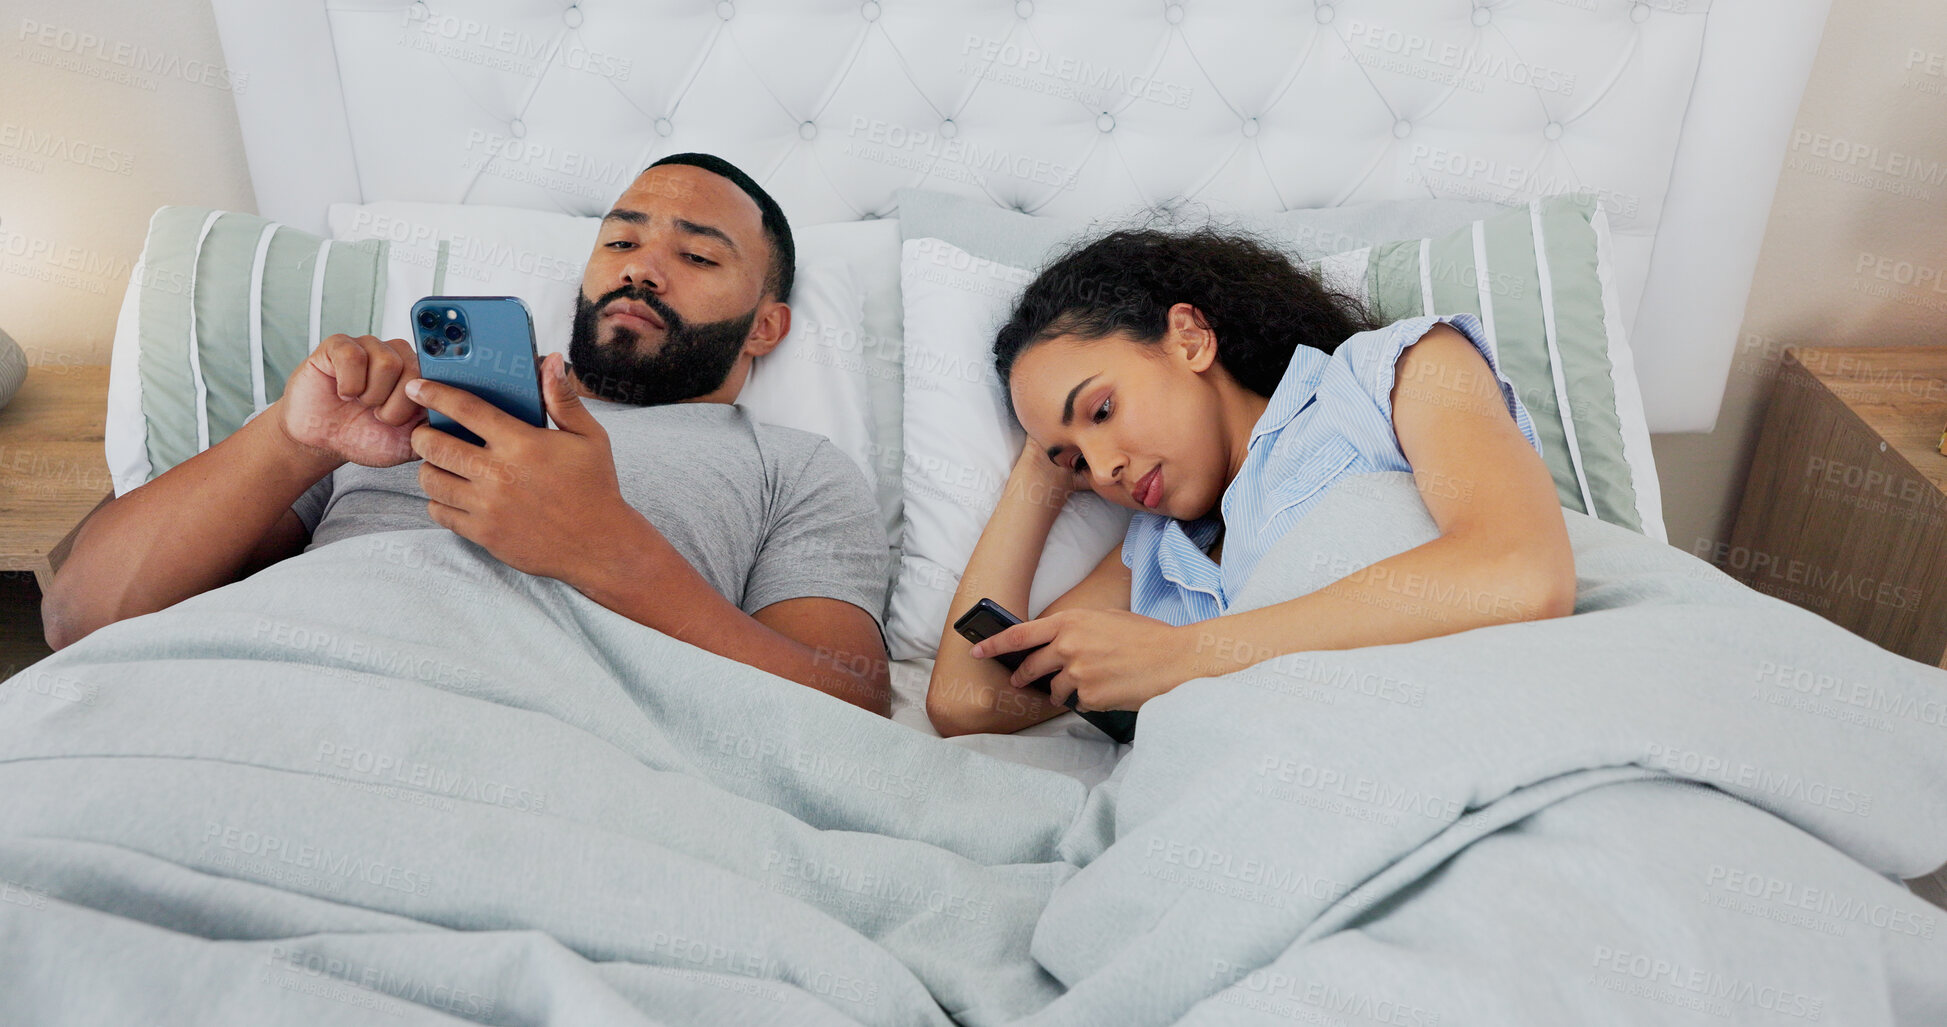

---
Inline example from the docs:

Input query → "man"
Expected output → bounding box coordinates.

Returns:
[42,153,893,715]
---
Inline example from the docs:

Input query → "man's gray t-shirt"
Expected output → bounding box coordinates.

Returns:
[290,396,890,649]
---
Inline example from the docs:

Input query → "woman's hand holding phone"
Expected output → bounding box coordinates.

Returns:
[966,606,1187,718]
[276,333,427,468]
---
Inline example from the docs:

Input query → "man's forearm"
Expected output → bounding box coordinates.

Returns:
[569,509,887,713]
[44,406,341,647]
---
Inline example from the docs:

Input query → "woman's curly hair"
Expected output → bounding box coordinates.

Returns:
[993,225,1377,420]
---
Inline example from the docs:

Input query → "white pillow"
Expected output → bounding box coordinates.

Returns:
[326,202,899,551]
[753,218,907,590]
[886,237,1135,662]
[734,251,880,509]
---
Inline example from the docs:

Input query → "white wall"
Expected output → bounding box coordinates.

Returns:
[1654,0,1947,553]
[0,0,255,367]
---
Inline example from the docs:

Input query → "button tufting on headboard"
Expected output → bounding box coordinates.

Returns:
[208,0,1832,431]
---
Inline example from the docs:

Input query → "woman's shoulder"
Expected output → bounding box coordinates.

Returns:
[1313,311,1542,456]
[1251,319,1493,476]
[1313,313,1493,409]
[1329,313,1486,370]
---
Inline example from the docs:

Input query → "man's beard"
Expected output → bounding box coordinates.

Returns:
[567,286,757,406]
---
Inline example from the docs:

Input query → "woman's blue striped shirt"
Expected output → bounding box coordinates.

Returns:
[1121,313,1543,627]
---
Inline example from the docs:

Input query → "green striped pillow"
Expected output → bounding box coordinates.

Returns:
[1307,194,1662,539]
[108,206,391,492]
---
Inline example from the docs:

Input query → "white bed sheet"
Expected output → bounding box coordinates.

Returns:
[886,657,1126,789]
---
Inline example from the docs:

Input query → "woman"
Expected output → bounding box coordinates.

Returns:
[925,226,1576,738]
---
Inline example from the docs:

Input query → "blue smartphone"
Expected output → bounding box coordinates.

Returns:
[410,296,546,447]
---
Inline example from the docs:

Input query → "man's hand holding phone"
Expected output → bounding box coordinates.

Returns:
[405,352,641,586]
[276,333,428,468]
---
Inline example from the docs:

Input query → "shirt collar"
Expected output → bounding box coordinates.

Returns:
[1245,344,1331,447]
[580,394,740,417]
[1155,514,1224,593]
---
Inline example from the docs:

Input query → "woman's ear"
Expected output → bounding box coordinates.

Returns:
[1170,302,1218,372]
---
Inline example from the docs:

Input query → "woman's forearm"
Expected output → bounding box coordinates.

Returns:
[42,405,342,648]
[1173,531,1575,684]
[926,470,1073,736]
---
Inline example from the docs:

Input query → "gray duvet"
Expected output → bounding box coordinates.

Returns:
[2,471,1944,1025]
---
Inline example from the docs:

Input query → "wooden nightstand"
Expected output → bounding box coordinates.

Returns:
[1728,348,1947,909]
[0,364,112,585]
[1724,347,1947,667]
[0,364,111,673]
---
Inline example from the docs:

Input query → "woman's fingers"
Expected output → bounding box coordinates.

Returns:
[1009,634,1068,691]
[975,614,1058,659]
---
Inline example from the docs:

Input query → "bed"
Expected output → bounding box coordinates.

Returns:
[10,0,1947,1023]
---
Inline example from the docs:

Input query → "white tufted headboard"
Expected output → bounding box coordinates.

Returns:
[208,0,1829,433]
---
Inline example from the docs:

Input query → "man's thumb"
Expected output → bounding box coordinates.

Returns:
[543,353,599,434]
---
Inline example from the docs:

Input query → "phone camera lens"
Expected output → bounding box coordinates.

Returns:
[421,336,443,356]
[444,323,466,342]
[416,308,439,330]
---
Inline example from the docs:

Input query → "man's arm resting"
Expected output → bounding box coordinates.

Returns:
[569,509,892,716]
[42,408,340,650]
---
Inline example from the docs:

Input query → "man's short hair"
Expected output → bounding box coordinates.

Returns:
[644,152,795,304]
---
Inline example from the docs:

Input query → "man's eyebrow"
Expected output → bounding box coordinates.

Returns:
[598,211,739,255]
[673,217,739,254]
[1044,373,1100,462]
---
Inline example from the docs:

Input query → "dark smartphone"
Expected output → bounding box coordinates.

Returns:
[952,597,1138,744]
[410,296,546,447]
